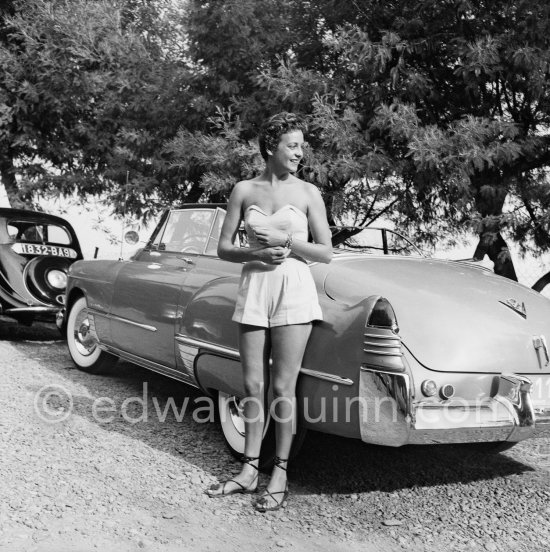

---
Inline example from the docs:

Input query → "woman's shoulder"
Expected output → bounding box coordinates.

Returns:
[231,179,257,198]
[293,178,322,199]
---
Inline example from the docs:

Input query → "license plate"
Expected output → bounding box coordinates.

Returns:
[12,242,77,259]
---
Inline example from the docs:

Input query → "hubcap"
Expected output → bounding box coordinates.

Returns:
[73,308,97,357]
[219,392,271,453]
[227,396,246,437]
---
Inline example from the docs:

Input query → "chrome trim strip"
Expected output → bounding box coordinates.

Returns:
[99,344,199,388]
[88,309,157,332]
[109,314,157,332]
[175,335,354,385]
[299,368,354,386]
[416,400,492,410]
[533,335,549,369]
[175,335,240,360]
[364,332,400,341]
[363,348,404,357]
[87,312,98,341]
[88,308,108,318]
[363,340,400,348]
[176,342,199,384]
[360,362,406,374]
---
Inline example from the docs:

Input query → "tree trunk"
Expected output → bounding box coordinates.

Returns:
[185,182,203,204]
[0,153,20,207]
[473,232,518,281]
[471,172,518,281]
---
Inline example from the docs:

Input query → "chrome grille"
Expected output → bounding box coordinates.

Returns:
[363,327,405,372]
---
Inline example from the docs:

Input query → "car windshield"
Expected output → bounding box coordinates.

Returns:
[331,226,423,257]
[7,220,73,246]
[155,209,216,253]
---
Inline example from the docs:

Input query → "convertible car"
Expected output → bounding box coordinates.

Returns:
[0,208,82,326]
[60,204,550,463]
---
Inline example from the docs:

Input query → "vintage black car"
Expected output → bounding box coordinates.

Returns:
[0,208,82,326]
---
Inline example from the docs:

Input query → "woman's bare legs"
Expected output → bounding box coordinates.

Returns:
[206,323,270,496]
[256,323,312,509]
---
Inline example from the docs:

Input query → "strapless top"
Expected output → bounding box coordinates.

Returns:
[244,204,308,250]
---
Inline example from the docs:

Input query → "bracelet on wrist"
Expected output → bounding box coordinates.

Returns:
[284,233,293,249]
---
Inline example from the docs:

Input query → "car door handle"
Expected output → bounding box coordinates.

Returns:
[178,257,195,266]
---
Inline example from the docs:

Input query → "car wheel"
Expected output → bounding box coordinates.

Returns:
[66,296,117,373]
[216,391,307,471]
[532,271,550,297]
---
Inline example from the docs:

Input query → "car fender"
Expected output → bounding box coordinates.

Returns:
[186,270,371,440]
[66,260,126,345]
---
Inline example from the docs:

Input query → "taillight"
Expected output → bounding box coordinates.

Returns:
[363,296,404,373]
[367,297,399,333]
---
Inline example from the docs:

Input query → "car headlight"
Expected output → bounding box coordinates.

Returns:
[46,269,68,290]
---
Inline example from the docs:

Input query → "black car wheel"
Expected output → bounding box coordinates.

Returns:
[532,271,550,297]
[216,391,307,471]
[24,256,71,305]
[66,296,117,373]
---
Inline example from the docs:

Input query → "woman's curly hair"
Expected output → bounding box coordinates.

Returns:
[258,112,307,161]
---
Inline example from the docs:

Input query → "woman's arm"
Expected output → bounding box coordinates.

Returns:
[253,184,333,264]
[217,182,290,265]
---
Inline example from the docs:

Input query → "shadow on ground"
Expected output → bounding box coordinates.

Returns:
[0,320,61,341]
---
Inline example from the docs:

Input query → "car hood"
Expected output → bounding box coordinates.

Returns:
[323,256,550,374]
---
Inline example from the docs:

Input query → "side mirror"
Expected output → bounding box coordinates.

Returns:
[124,230,139,245]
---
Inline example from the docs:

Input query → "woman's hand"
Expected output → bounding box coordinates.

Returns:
[255,246,290,265]
[252,226,288,247]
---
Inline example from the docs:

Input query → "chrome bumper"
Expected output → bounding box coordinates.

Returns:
[359,368,550,446]
[1,306,61,321]
[4,306,60,314]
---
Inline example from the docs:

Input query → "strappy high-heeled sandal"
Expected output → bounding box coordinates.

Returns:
[205,455,259,498]
[254,456,289,512]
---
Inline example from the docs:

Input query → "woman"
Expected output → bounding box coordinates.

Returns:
[206,112,332,512]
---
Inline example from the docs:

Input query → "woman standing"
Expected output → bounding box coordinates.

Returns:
[206,112,332,511]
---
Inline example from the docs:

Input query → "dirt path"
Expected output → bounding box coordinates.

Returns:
[1,323,549,552]
[0,327,393,552]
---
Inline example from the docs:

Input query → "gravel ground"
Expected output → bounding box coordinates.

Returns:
[1,322,550,552]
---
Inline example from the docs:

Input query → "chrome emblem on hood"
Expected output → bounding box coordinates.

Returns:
[499,298,527,319]
[533,335,549,369]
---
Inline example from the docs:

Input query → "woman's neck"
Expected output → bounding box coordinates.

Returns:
[260,164,292,186]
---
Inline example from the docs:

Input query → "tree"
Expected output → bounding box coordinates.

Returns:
[172,0,401,224]
[172,0,550,278]
[344,0,550,278]
[0,0,192,219]
[3,0,550,276]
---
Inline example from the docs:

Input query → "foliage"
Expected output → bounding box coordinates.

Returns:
[2,0,550,271]
[0,0,191,220]
[170,0,550,275]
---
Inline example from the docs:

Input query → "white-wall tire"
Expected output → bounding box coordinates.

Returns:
[66,296,117,373]
[216,391,306,470]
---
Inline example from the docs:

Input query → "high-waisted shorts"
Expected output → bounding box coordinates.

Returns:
[232,258,322,328]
